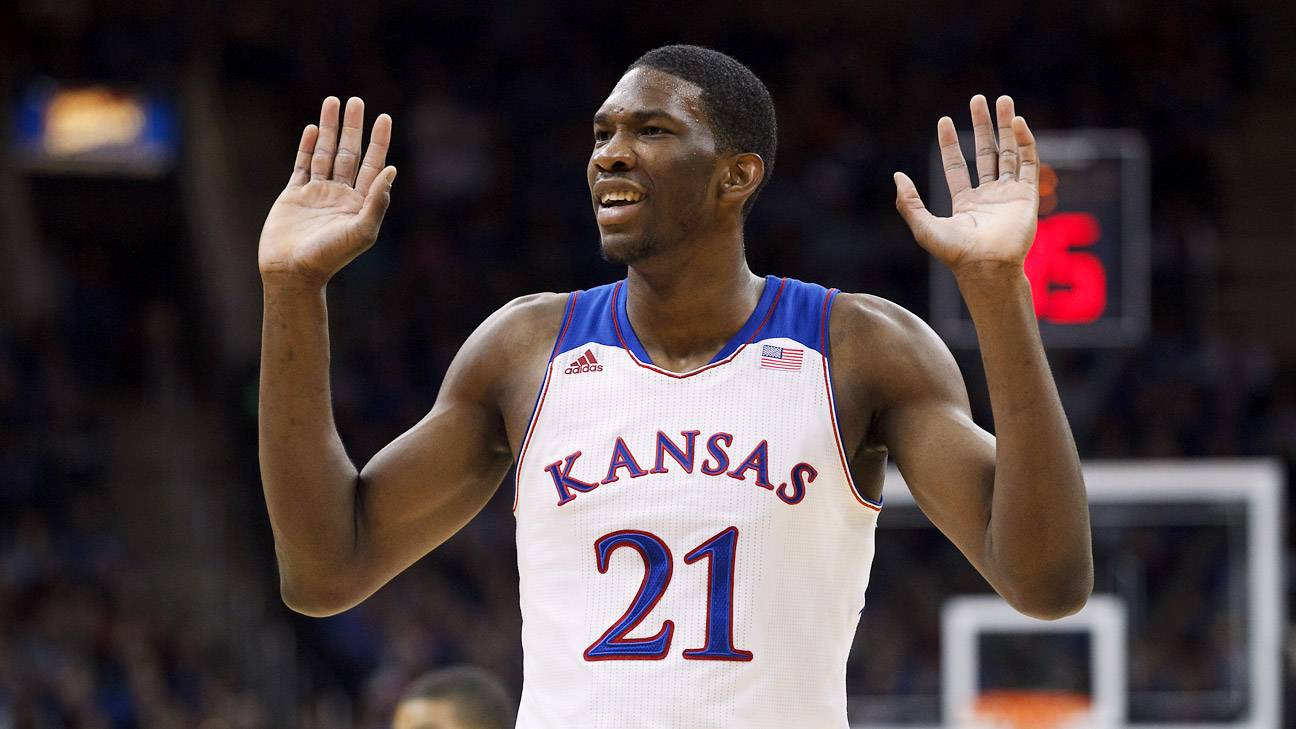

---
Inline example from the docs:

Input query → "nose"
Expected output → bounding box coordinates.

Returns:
[592,129,635,172]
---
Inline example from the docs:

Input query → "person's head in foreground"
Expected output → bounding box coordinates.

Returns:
[392,666,515,729]
[590,44,777,267]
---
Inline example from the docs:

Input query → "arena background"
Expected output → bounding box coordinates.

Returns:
[1,0,1293,727]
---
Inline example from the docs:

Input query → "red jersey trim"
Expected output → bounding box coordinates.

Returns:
[821,289,882,512]
[514,291,579,513]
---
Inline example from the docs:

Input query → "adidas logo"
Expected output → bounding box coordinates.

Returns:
[564,349,603,374]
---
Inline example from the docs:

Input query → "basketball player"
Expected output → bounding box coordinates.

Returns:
[393,666,515,729]
[258,46,1093,727]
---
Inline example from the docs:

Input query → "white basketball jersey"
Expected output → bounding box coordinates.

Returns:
[513,276,882,728]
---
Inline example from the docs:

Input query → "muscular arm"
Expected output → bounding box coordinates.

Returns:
[257,96,566,616]
[858,94,1092,619]
[953,271,1091,617]
[835,289,1091,619]
[260,285,560,616]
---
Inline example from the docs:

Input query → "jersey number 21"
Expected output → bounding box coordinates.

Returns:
[584,527,753,662]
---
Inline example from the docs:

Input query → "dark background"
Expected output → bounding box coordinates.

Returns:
[1,0,1293,727]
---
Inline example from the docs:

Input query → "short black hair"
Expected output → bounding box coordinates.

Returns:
[399,666,515,729]
[629,44,777,218]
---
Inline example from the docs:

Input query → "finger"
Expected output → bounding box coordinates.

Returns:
[310,97,341,182]
[354,113,393,195]
[969,94,998,184]
[1012,116,1040,187]
[893,171,938,240]
[332,97,366,185]
[289,125,319,187]
[356,166,397,238]
[996,95,1018,181]
[936,116,971,199]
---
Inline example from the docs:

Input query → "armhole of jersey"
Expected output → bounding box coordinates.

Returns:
[514,291,578,513]
[821,289,882,511]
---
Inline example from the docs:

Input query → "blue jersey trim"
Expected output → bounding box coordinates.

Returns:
[560,275,838,373]
[613,275,785,366]
[613,281,652,363]
[549,292,579,363]
[559,281,625,355]
[754,277,833,353]
[707,275,782,363]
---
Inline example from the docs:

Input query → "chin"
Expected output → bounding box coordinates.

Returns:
[599,232,655,266]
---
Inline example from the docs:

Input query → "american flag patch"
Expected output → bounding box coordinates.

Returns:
[760,344,803,371]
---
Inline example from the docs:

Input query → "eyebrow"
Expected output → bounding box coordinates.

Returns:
[592,108,679,126]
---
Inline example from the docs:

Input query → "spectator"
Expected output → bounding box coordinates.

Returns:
[392,666,515,729]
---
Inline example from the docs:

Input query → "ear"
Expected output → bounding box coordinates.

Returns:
[717,151,765,210]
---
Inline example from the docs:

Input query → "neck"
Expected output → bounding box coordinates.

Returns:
[623,235,764,373]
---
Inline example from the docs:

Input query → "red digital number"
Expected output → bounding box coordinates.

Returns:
[1024,213,1107,324]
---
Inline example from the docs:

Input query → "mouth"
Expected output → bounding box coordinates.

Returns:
[595,189,646,226]
[599,190,644,206]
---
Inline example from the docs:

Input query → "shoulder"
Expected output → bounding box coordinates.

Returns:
[477,291,571,348]
[829,292,950,364]
[445,292,571,401]
[828,292,965,412]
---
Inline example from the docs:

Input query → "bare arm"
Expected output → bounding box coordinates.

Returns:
[258,97,560,616]
[876,95,1092,619]
[259,283,537,616]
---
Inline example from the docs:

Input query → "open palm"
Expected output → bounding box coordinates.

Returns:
[259,97,396,284]
[894,95,1040,277]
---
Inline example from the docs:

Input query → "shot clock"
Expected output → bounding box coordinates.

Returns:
[929,130,1150,348]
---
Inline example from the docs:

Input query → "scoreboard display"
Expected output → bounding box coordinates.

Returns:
[928,130,1150,348]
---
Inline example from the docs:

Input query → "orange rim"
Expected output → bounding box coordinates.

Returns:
[969,690,1092,729]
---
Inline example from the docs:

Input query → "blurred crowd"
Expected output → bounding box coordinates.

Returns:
[0,314,273,726]
[2,0,1292,726]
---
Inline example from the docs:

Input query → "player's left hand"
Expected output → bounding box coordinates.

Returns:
[894,95,1039,282]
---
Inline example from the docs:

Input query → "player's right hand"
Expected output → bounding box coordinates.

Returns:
[258,96,395,286]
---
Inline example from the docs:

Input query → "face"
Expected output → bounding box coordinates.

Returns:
[392,698,471,729]
[588,67,722,265]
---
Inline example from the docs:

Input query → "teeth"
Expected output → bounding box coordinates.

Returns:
[600,190,644,204]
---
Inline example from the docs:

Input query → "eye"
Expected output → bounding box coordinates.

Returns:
[594,129,612,143]
[642,126,666,136]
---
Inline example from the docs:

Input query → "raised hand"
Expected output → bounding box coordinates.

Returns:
[258,96,396,284]
[894,95,1039,281]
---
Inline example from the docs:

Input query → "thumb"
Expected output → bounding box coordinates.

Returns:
[357,166,397,234]
[893,171,935,236]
